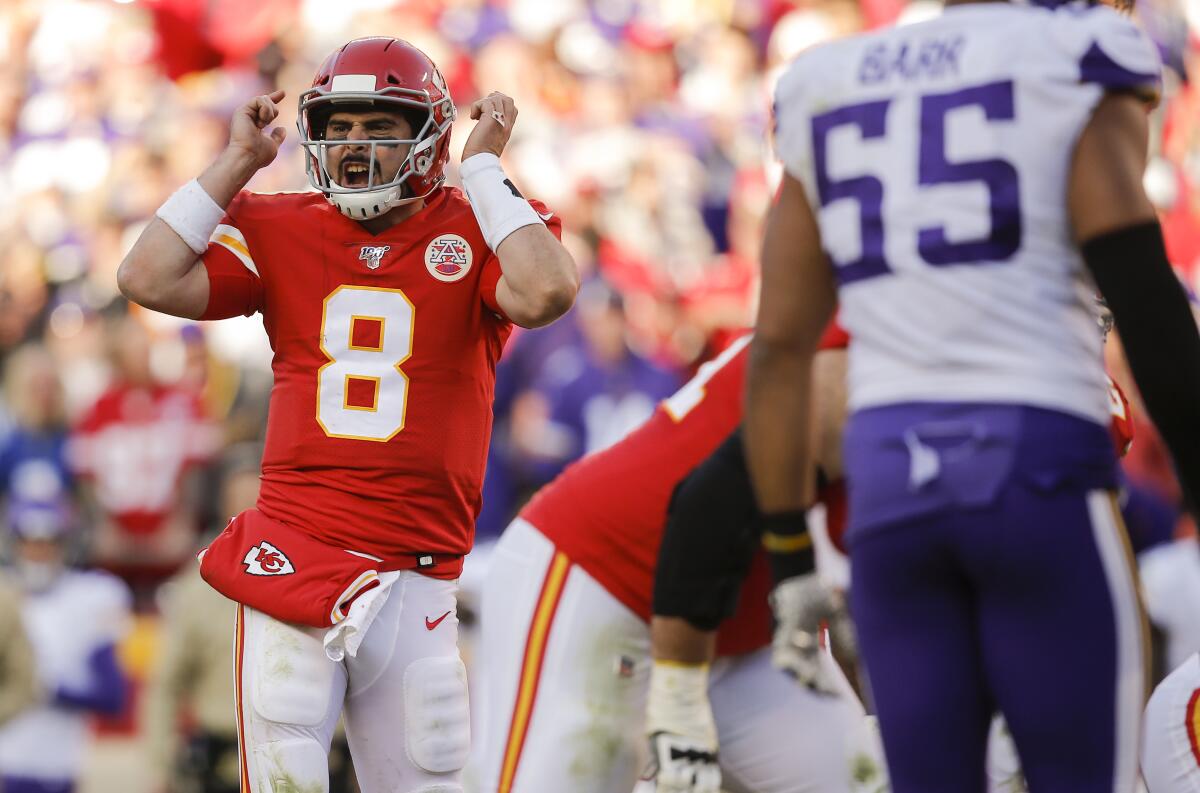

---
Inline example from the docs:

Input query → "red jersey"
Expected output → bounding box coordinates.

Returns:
[200,187,561,577]
[1107,375,1134,458]
[71,382,218,534]
[523,336,770,655]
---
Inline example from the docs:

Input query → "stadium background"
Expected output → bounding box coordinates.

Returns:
[0,0,1196,790]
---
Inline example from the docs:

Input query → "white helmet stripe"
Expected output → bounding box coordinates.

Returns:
[329,74,377,92]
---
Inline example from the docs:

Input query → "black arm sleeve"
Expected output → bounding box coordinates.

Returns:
[651,426,819,632]
[652,429,760,631]
[1084,221,1200,513]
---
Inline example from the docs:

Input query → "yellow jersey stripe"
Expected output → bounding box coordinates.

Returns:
[210,224,259,276]
[216,233,251,259]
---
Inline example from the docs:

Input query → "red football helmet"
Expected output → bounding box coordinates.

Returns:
[297,37,456,219]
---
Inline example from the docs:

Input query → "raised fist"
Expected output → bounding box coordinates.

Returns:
[227,89,288,171]
[462,91,517,161]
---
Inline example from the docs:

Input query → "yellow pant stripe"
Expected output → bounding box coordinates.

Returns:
[235,604,250,793]
[498,551,571,793]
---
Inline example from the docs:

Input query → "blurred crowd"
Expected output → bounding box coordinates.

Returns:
[0,0,1197,790]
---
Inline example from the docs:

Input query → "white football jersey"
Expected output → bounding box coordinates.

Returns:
[0,570,130,781]
[774,3,1161,425]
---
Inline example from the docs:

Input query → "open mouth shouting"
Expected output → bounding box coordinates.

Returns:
[340,158,376,188]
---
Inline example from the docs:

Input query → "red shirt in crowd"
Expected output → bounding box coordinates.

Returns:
[71,383,217,535]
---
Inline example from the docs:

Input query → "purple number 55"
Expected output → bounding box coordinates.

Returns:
[812,79,1022,284]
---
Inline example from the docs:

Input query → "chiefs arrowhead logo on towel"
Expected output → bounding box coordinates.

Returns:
[243,541,296,576]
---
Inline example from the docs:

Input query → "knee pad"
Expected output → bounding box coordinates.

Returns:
[254,737,328,793]
[253,617,336,727]
[404,656,471,774]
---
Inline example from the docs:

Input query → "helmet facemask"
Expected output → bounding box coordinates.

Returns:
[297,88,455,220]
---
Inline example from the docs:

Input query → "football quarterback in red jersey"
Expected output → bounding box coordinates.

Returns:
[117,37,577,793]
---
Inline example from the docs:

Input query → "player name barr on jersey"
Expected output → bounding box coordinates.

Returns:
[859,35,964,84]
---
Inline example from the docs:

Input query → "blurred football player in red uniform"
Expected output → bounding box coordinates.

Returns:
[476,330,886,793]
[71,315,218,606]
[117,37,578,793]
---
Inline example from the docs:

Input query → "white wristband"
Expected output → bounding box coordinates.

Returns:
[460,153,543,251]
[155,179,226,255]
[645,661,718,744]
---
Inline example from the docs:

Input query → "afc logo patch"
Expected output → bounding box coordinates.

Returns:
[359,245,391,270]
[424,234,473,283]
[243,541,295,576]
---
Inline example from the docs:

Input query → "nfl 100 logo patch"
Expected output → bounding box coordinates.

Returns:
[424,234,473,283]
[359,245,391,270]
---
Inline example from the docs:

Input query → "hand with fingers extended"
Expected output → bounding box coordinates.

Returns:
[462,91,517,161]
[228,89,289,171]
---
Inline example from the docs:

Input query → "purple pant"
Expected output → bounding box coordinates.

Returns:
[1,779,73,793]
[844,403,1144,793]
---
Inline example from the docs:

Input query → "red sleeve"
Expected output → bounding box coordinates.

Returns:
[478,198,564,318]
[199,193,265,320]
[201,254,264,320]
[818,316,849,351]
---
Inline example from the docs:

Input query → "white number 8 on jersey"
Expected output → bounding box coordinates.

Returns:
[317,285,414,442]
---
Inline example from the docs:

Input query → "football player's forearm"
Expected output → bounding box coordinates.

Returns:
[1070,95,1200,509]
[197,146,260,208]
[1085,223,1200,513]
[746,344,814,513]
[495,225,579,327]
[650,617,716,665]
[747,174,835,513]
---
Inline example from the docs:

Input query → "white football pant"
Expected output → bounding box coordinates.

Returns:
[473,518,887,793]
[235,571,469,793]
[1143,654,1200,793]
